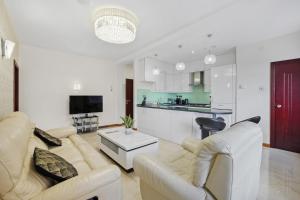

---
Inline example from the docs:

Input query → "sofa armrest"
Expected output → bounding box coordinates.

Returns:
[46,127,77,138]
[31,165,122,200]
[181,137,202,154]
[133,155,206,200]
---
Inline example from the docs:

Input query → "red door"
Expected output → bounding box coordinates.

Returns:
[271,58,300,153]
[125,79,134,118]
[13,60,19,112]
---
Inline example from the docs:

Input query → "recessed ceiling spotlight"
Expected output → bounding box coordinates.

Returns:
[178,44,182,48]
[191,50,195,54]
[154,53,158,57]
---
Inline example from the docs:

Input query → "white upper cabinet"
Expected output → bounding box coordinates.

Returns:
[165,72,191,92]
[153,72,166,92]
[204,69,211,92]
[138,57,192,92]
[210,64,236,109]
[144,58,156,82]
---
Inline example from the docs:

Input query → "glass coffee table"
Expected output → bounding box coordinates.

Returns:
[97,128,159,171]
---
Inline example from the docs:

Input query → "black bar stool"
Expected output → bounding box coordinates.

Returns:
[231,116,261,127]
[195,117,226,139]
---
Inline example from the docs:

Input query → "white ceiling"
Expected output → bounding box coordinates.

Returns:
[4,0,300,64]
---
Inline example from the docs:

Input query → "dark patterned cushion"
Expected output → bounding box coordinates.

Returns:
[33,148,78,182]
[34,128,62,146]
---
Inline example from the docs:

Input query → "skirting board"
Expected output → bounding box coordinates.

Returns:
[99,124,123,129]
[99,124,138,130]
[263,143,271,148]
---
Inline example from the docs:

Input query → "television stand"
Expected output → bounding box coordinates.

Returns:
[72,114,99,133]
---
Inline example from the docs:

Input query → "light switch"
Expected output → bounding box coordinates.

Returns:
[238,84,245,89]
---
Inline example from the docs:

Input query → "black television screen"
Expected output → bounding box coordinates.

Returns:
[69,96,103,114]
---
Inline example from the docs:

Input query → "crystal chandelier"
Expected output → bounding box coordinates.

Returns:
[175,62,186,71]
[93,7,138,44]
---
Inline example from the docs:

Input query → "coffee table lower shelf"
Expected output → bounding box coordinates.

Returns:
[99,136,159,171]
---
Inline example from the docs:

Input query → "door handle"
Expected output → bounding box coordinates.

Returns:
[276,104,282,108]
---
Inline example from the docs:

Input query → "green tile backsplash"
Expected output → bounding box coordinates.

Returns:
[137,86,211,105]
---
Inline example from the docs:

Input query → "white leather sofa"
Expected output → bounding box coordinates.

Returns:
[0,112,122,200]
[133,121,263,200]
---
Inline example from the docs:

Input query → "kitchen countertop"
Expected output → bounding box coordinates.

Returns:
[137,104,232,115]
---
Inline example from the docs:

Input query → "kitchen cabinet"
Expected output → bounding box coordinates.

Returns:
[165,72,191,92]
[169,110,194,144]
[137,57,192,92]
[137,58,164,83]
[204,69,211,92]
[210,65,236,109]
[153,72,166,92]
[144,58,156,82]
[180,72,192,92]
[137,107,193,144]
[137,107,171,140]
[137,107,233,144]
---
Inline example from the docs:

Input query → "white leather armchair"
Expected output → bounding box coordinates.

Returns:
[134,122,263,200]
[0,112,122,200]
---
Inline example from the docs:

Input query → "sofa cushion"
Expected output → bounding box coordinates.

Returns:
[33,148,78,182]
[34,128,62,146]
[69,134,110,169]
[156,140,196,183]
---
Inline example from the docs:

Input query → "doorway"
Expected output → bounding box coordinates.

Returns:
[13,60,19,112]
[271,58,300,153]
[125,79,134,118]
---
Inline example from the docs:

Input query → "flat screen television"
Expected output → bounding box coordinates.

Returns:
[69,95,103,114]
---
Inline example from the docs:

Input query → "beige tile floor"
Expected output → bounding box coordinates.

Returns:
[81,132,300,200]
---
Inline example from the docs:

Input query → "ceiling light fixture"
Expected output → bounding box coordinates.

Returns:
[152,67,160,75]
[204,34,217,65]
[175,62,186,71]
[93,6,138,44]
[175,44,186,71]
[204,53,216,65]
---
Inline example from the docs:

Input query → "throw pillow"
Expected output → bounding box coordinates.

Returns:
[34,128,62,146]
[33,148,78,182]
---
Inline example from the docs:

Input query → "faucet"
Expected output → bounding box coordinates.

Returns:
[141,96,147,106]
[157,98,161,105]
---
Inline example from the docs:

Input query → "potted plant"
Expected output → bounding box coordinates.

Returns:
[120,115,134,134]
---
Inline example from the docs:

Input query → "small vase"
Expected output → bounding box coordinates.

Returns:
[125,128,132,135]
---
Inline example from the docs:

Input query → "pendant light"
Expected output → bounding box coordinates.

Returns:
[204,34,217,65]
[175,44,186,71]
[204,51,216,65]
[175,62,186,71]
[152,67,160,75]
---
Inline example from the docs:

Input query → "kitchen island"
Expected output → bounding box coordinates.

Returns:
[136,104,233,144]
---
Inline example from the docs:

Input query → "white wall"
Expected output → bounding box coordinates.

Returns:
[19,45,122,129]
[0,0,18,118]
[236,30,300,143]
